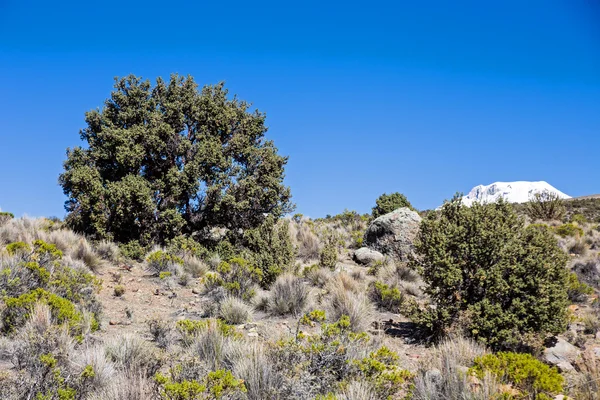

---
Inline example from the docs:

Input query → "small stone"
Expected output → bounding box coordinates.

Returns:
[109,320,118,325]
[247,332,259,337]
[245,323,257,329]
[137,278,142,282]
[556,361,575,372]
[192,288,200,295]
[131,288,139,293]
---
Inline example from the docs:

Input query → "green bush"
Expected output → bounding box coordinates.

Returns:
[5,241,31,256]
[369,281,403,313]
[571,213,588,225]
[319,238,338,270]
[372,192,414,218]
[2,288,95,334]
[243,215,295,287]
[119,240,147,261]
[553,223,584,238]
[114,285,125,297]
[154,369,246,400]
[567,272,593,303]
[413,197,570,350]
[146,251,183,276]
[470,352,564,400]
[525,190,566,221]
[204,258,262,300]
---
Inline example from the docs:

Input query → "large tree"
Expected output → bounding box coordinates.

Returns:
[59,74,293,245]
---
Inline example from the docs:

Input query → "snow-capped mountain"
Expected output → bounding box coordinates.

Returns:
[460,181,571,207]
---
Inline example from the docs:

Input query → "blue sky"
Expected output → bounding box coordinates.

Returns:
[1,1,599,218]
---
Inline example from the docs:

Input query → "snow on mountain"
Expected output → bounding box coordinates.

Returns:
[460,181,571,207]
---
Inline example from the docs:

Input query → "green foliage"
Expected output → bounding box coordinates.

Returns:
[2,288,94,333]
[59,74,293,246]
[113,285,125,296]
[146,251,183,276]
[525,190,566,221]
[413,196,570,350]
[5,241,31,256]
[155,369,246,400]
[553,223,584,238]
[0,211,14,225]
[352,346,413,398]
[319,236,338,270]
[175,318,239,346]
[369,281,403,312]
[243,215,295,286]
[567,272,593,303]
[571,213,588,225]
[167,236,208,259]
[372,192,414,218]
[299,309,327,326]
[119,240,147,261]
[470,352,564,400]
[205,258,262,300]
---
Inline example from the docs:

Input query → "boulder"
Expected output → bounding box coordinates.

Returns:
[364,207,422,261]
[353,247,385,265]
[543,337,581,368]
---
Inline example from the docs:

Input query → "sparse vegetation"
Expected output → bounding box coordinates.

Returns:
[372,192,415,218]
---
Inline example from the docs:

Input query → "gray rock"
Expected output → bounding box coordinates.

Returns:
[364,207,422,261]
[544,337,581,366]
[353,247,385,265]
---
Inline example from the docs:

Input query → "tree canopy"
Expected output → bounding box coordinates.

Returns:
[372,192,414,218]
[59,74,293,245]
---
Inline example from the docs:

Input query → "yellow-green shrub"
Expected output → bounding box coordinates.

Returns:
[470,352,564,400]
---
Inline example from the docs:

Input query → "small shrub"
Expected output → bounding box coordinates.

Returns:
[145,250,183,276]
[72,239,102,272]
[5,241,31,256]
[525,190,566,221]
[572,213,588,225]
[104,334,161,377]
[204,258,262,301]
[568,272,594,303]
[470,352,564,399]
[304,265,331,288]
[154,369,246,400]
[268,274,310,316]
[178,272,191,286]
[219,296,253,325]
[119,240,146,261]
[114,285,126,297]
[369,281,403,313]
[554,223,584,238]
[182,255,207,278]
[319,239,338,270]
[244,216,295,287]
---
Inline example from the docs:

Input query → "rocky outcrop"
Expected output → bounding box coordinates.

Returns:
[353,247,384,265]
[543,337,581,372]
[364,207,421,261]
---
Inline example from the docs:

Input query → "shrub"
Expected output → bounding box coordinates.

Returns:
[567,272,593,303]
[525,190,566,221]
[182,255,208,278]
[204,257,262,301]
[231,343,284,400]
[0,211,14,225]
[243,215,295,287]
[145,250,183,276]
[154,369,246,400]
[569,240,588,256]
[554,223,584,238]
[119,240,147,261]
[304,265,331,288]
[369,281,403,313]
[2,288,94,334]
[572,213,588,225]
[372,192,414,218]
[470,352,564,399]
[219,296,253,325]
[268,274,310,316]
[148,318,173,349]
[413,197,570,350]
[319,238,338,270]
[5,241,31,256]
[114,285,125,297]
[72,239,102,272]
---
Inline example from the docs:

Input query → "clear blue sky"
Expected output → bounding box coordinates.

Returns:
[1,1,599,218]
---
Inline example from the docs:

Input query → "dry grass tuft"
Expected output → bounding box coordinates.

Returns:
[268,274,310,316]
[326,282,375,332]
[219,296,254,324]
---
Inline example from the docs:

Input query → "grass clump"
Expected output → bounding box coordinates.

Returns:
[146,250,183,276]
[268,274,310,316]
[554,223,584,238]
[369,281,403,313]
[219,296,253,325]
[204,257,262,301]
[154,369,246,400]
